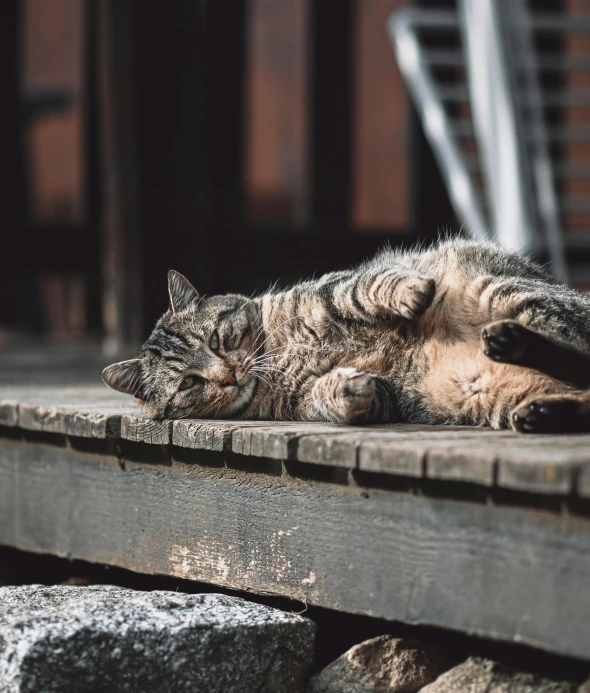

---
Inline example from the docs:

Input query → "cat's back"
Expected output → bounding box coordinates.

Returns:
[391,238,553,284]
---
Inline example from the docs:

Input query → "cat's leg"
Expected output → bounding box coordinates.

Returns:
[479,275,590,347]
[317,265,435,323]
[300,367,398,424]
[480,318,590,431]
[481,319,590,388]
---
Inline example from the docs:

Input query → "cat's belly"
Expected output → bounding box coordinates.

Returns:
[418,274,495,341]
[413,338,497,423]
[407,336,558,427]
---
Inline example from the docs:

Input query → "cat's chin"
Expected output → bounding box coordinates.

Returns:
[215,376,257,418]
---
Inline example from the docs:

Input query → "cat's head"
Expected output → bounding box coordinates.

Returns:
[101,271,262,420]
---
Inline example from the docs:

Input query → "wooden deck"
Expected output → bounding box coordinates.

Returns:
[2,350,590,661]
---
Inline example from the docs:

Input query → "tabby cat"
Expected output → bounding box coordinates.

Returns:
[102,239,590,433]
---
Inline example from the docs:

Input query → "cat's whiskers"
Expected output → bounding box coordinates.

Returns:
[255,340,321,357]
[248,315,304,360]
[254,363,305,387]
[252,341,337,364]
[250,361,301,384]
[251,371,274,389]
[250,353,307,367]
[249,344,330,367]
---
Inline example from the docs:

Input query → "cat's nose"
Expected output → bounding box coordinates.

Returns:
[222,369,237,386]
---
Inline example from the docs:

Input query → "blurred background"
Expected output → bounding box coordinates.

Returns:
[1,0,590,354]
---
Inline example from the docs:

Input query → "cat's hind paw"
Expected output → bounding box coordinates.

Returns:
[511,395,589,433]
[481,320,527,364]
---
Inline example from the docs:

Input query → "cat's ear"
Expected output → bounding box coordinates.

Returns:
[168,270,200,313]
[101,359,143,396]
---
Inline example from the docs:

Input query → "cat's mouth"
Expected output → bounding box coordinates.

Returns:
[216,376,257,418]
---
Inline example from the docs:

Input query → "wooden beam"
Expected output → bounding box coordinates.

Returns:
[3,433,590,662]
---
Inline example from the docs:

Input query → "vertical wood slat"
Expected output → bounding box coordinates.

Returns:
[308,0,355,230]
[96,0,142,351]
[130,0,207,328]
[0,0,25,228]
[205,0,248,293]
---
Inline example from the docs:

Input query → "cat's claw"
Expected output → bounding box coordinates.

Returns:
[481,320,527,363]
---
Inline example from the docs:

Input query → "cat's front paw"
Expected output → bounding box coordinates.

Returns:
[387,275,435,319]
[372,272,435,320]
[482,320,527,363]
[377,272,436,320]
[314,367,375,424]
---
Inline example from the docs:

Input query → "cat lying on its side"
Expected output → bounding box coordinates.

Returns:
[102,239,590,433]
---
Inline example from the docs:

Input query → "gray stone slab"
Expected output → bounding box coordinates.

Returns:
[0,585,315,693]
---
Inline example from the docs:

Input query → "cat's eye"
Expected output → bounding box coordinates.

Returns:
[179,376,196,391]
[209,330,220,351]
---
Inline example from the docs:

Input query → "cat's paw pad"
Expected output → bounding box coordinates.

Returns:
[511,397,580,433]
[482,320,527,363]
[395,276,436,319]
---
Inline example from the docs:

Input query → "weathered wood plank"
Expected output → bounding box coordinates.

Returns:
[354,429,587,493]
[17,403,124,439]
[296,432,360,468]
[173,420,240,451]
[172,420,300,452]
[231,423,347,460]
[2,435,590,661]
[0,402,18,427]
[2,367,590,495]
[0,384,134,439]
[294,425,471,470]
[496,439,590,494]
[173,420,346,458]
[358,430,510,483]
[121,416,172,445]
[576,465,590,500]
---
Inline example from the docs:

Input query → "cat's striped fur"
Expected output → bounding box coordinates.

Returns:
[102,239,590,433]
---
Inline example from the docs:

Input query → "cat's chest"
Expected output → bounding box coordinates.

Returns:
[417,274,491,340]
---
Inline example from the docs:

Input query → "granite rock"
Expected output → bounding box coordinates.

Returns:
[306,635,447,693]
[0,584,316,693]
[420,657,577,692]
